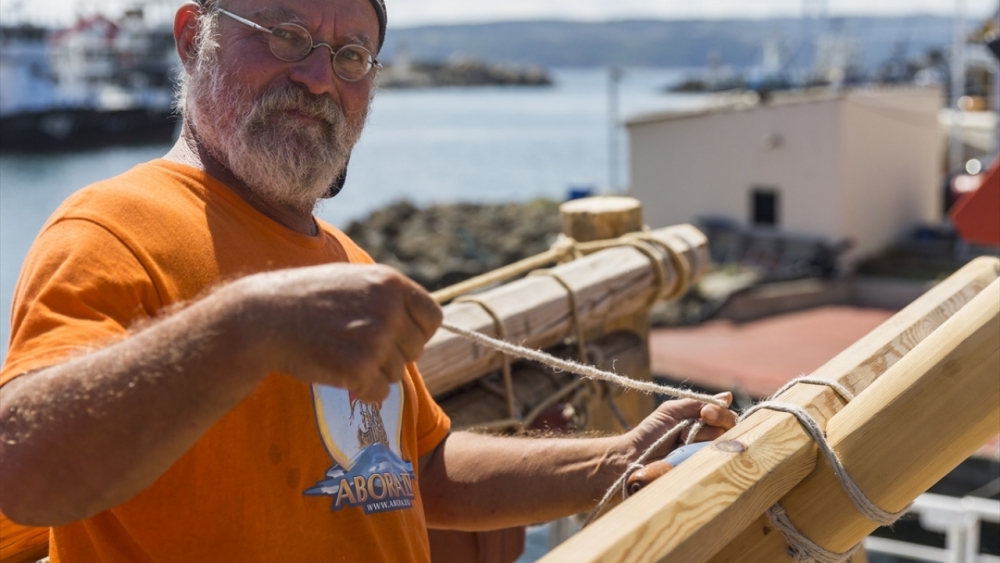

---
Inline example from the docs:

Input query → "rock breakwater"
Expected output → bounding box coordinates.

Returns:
[345,200,562,291]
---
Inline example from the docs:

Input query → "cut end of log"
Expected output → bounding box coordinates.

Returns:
[560,196,644,243]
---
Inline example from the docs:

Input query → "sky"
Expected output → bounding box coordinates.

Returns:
[1,0,997,27]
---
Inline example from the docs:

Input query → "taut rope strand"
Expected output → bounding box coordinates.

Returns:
[439,321,728,408]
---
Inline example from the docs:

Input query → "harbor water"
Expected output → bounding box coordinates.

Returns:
[0,67,707,362]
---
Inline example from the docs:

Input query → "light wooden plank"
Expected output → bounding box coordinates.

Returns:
[539,256,999,563]
[713,276,1000,561]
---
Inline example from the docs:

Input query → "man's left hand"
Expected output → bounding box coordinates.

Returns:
[625,393,738,463]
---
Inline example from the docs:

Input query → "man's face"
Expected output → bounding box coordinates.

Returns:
[184,0,380,212]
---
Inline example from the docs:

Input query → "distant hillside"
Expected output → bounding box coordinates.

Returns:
[382,16,956,70]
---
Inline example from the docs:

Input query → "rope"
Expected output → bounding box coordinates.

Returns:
[443,314,910,557]
[453,298,519,422]
[582,420,694,527]
[766,504,862,563]
[431,237,579,304]
[431,228,695,306]
[732,377,908,562]
[624,232,692,301]
[530,269,633,431]
[440,321,728,409]
[740,381,907,527]
[528,269,589,363]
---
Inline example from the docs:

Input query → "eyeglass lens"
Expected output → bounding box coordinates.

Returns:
[269,23,373,82]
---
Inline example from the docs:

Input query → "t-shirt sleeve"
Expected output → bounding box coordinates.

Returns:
[1,218,161,386]
[408,363,451,457]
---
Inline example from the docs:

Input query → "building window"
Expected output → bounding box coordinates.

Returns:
[751,187,779,227]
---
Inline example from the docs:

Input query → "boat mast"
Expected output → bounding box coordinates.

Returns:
[949,0,966,174]
[607,65,622,193]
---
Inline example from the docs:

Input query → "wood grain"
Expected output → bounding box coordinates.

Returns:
[713,276,1000,562]
[538,256,999,563]
[0,512,48,563]
[559,196,644,244]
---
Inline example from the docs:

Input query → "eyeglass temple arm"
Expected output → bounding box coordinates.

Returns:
[217,8,274,36]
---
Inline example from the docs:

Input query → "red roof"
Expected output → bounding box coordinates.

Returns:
[950,158,1000,247]
[650,306,894,398]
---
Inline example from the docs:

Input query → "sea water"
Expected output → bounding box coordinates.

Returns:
[0,66,707,362]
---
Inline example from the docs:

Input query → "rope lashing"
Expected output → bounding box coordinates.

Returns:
[528,268,631,431]
[737,377,909,563]
[452,297,520,423]
[431,229,694,305]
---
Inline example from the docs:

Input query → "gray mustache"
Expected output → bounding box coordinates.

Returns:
[255,86,342,126]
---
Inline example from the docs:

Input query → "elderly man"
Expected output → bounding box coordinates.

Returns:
[0,0,735,560]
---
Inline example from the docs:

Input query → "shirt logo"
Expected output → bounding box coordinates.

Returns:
[305,383,416,514]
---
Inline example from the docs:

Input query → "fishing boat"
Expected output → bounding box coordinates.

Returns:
[0,9,177,151]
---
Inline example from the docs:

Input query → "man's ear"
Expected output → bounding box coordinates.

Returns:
[174,2,202,69]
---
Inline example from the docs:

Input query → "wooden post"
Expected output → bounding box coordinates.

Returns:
[561,195,652,430]
[710,278,1000,562]
[538,256,999,563]
[560,196,644,244]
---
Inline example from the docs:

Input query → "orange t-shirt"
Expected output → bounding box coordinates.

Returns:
[0,160,451,562]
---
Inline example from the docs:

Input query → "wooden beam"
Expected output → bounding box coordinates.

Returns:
[0,513,48,563]
[538,256,999,563]
[419,224,709,397]
[712,277,1000,562]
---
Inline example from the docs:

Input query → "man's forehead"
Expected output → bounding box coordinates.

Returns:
[220,0,386,52]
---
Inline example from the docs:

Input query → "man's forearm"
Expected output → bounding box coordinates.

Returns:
[419,431,635,531]
[0,285,264,526]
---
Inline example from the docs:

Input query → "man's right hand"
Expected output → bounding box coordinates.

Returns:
[229,263,442,402]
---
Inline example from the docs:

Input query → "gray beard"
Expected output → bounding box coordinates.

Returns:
[185,59,366,213]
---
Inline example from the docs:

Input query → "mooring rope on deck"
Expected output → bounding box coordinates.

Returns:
[439,322,909,563]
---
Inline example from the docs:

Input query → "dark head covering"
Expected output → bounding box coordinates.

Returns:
[368,0,387,54]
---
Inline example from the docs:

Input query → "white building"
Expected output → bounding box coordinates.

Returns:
[627,88,944,266]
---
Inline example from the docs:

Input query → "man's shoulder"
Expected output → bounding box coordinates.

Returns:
[63,160,205,213]
[56,159,206,223]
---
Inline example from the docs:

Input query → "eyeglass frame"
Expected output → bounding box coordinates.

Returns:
[215,8,382,83]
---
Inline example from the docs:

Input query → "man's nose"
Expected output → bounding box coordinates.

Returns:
[287,45,338,97]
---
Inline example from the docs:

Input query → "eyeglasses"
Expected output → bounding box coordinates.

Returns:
[216,8,381,82]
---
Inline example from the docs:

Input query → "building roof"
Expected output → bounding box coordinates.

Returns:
[625,85,939,127]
